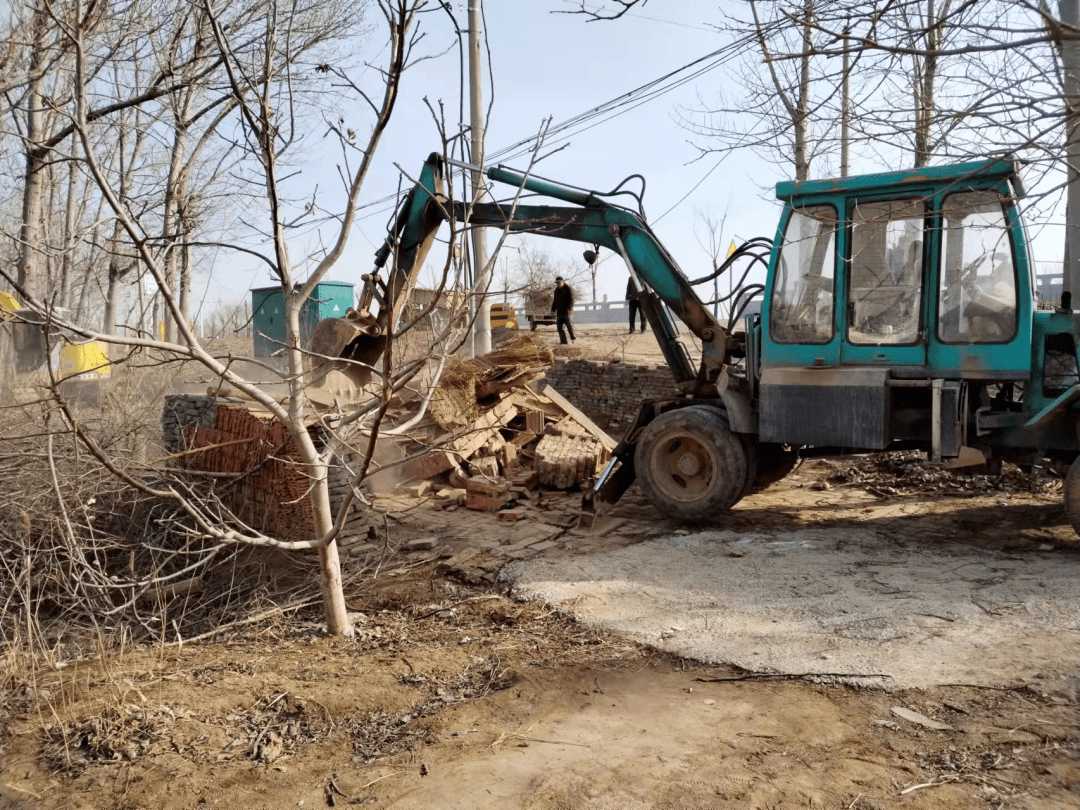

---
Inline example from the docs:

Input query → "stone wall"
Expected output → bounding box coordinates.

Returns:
[542,359,672,432]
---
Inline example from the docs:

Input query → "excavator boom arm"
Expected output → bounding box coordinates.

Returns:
[369,153,730,389]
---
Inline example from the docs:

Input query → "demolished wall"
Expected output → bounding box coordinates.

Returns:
[542,359,671,432]
[162,395,370,543]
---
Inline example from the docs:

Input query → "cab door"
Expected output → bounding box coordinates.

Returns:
[840,197,929,368]
[928,188,1031,376]
[761,203,841,368]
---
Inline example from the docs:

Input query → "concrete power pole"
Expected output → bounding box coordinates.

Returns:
[469,1,491,355]
[840,27,850,178]
[1062,0,1080,304]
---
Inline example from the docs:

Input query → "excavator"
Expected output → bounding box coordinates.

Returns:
[310,152,1080,536]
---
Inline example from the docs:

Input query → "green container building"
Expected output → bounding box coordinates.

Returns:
[251,281,355,357]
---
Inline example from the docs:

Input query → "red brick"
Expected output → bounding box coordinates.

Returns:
[466,490,508,513]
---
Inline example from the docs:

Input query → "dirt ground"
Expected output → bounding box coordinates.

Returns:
[2,324,1078,810]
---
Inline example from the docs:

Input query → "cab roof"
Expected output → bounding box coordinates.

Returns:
[776,159,1022,202]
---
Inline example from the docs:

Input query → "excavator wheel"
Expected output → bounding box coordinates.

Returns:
[1064,455,1080,539]
[634,405,749,522]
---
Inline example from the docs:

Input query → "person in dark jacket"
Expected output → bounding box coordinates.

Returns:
[626,277,646,333]
[551,276,575,344]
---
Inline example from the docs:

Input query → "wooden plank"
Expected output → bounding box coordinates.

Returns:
[524,410,546,435]
[504,390,564,419]
[450,398,518,459]
[533,382,617,451]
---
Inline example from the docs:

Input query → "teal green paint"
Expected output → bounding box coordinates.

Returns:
[775,159,1019,200]
[486,164,598,208]
[763,162,1034,378]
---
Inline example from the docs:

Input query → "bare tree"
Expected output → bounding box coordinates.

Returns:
[0,0,451,637]
[507,243,580,316]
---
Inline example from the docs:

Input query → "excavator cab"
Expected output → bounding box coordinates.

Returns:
[754,159,1038,456]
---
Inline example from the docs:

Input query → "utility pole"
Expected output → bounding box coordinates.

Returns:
[469,0,491,354]
[1062,0,1080,304]
[840,26,850,178]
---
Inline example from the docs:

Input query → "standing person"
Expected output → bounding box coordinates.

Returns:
[551,276,575,344]
[626,277,646,333]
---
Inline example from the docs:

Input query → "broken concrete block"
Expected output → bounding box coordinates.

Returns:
[497,507,526,522]
[435,487,467,506]
[409,450,455,480]
[406,537,439,551]
[402,480,432,498]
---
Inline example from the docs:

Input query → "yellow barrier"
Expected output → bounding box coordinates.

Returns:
[0,290,19,314]
[60,341,111,378]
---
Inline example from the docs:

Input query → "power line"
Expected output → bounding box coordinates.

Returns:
[353,32,756,230]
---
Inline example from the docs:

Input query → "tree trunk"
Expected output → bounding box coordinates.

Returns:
[913,0,938,168]
[794,0,814,181]
[284,300,349,635]
[60,137,80,310]
[180,234,192,335]
[103,263,121,336]
[16,4,48,300]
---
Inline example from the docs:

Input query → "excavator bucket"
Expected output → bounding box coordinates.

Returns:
[306,308,387,389]
[304,154,449,393]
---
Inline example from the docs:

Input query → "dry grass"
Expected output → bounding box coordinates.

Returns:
[0,357,341,664]
[428,355,482,428]
[428,332,555,429]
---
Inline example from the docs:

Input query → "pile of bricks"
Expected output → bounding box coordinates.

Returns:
[543,359,671,429]
[162,395,368,543]
[402,377,614,514]
[534,432,603,490]
[463,477,512,513]
[162,394,220,449]
[158,334,640,542]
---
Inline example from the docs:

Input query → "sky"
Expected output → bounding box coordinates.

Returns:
[202,0,786,315]
[199,0,1066,320]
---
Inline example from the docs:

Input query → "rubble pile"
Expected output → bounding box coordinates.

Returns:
[400,332,616,514]
[806,451,1063,497]
[160,332,616,547]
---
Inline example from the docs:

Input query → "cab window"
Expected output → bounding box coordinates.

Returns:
[848,199,925,345]
[938,190,1018,343]
[770,205,837,344]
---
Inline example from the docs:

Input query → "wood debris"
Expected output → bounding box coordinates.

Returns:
[399,333,614,509]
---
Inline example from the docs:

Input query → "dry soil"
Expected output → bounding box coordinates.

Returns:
[1,324,1077,810]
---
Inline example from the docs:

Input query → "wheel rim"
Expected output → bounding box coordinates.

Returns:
[648,431,720,503]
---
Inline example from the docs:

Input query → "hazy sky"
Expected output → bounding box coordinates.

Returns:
[205,1,786,312]
[200,0,1064,319]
